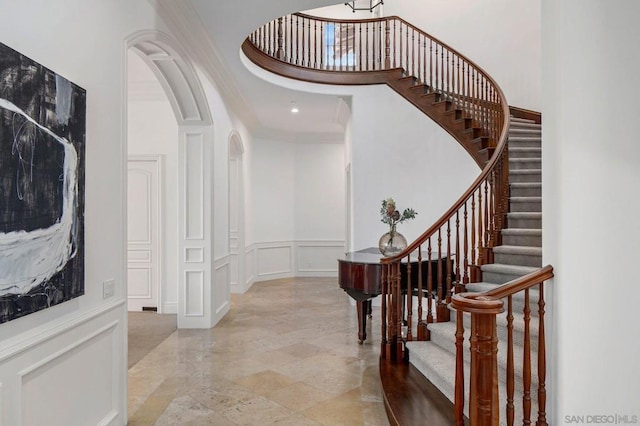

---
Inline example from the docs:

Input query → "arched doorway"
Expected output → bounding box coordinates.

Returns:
[126,30,223,329]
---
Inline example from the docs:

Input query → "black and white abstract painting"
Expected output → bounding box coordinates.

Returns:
[0,42,86,323]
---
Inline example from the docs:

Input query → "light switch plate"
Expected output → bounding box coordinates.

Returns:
[103,279,115,299]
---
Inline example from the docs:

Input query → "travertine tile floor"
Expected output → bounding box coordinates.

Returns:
[127,277,390,425]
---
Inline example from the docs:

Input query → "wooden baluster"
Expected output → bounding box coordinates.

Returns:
[390,19,395,69]
[456,55,461,107]
[399,24,403,71]
[417,245,426,340]
[423,35,427,85]
[454,307,465,425]
[307,19,311,69]
[295,16,300,65]
[394,261,404,361]
[537,283,548,426]
[446,48,450,94]
[484,180,490,253]
[365,22,369,70]
[523,288,532,425]
[440,43,444,96]
[507,296,515,426]
[455,211,461,293]
[359,23,362,71]
[429,39,433,91]
[313,19,317,68]
[406,253,413,341]
[469,315,479,424]
[478,185,485,266]
[435,43,440,92]
[437,228,448,321]
[381,263,389,359]
[411,27,415,77]
[446,219,452,303]
[405,24,409,73]
[276,17,284,60]
[320,21,324,68]
[470,193,477,281]
[289,16,293,65]
[427,238,434,324]
[463,201,469,284]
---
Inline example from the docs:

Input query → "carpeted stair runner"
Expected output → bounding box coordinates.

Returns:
[406,117,543,424]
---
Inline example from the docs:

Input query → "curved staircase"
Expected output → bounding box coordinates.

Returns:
[241,12,554,425]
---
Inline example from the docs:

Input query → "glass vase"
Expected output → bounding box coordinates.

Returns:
[378,226,408,257]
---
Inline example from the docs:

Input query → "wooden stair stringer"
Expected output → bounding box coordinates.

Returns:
[385,73,491,168]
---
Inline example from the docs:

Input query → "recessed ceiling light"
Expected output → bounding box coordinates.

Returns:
[290,101,299,114]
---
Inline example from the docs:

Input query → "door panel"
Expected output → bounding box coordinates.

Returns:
[127,157,161,311]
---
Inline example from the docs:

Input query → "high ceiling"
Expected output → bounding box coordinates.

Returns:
[152,0,375,142]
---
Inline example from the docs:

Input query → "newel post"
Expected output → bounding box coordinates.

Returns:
[452,294,503,426]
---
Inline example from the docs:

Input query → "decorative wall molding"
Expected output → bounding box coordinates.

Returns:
[162,302,178,314]
[243,240,344,286]
[0,299,125,363]
[214,256,231,322]
[17,321,120,426]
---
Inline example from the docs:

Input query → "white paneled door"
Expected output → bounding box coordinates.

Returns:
[127,156,162,311]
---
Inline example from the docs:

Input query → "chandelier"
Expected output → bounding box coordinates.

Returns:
[344,0,384,13]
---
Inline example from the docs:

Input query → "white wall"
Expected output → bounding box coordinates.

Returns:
[543,0,640,421]
[244,137,346,284]
[350,84,479,250]
[127,51,180,313]
[0,1,175,424]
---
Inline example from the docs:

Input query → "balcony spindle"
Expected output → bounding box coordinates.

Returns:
[417,245,425,340]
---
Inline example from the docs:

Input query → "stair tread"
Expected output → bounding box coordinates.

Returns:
[481,263,539,274]
[492,245,542,255]
[510,169,541,174]
[507,212,542,218]
[510,157,541,162]
[510,196,542,201]
[502,228,542,235]
[510,182,542,187]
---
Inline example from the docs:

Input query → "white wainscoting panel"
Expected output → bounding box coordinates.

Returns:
[185,247,204,263]
[214,258,230,322]
[127,267,152,298]
[243,248,255,292]
[19,322,118,426]
[296,242,344,276]
[185,134,204,240]
[185,270,204,317]
[256,244,293,278]
[162,302,178,314]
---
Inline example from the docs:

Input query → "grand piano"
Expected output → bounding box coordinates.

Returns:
[338,247,452,344]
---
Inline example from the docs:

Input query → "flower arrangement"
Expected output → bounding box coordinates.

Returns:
[380,198,417,234]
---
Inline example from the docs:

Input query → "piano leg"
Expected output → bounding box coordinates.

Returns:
[356,300,368,344]
[367,300,373,318]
